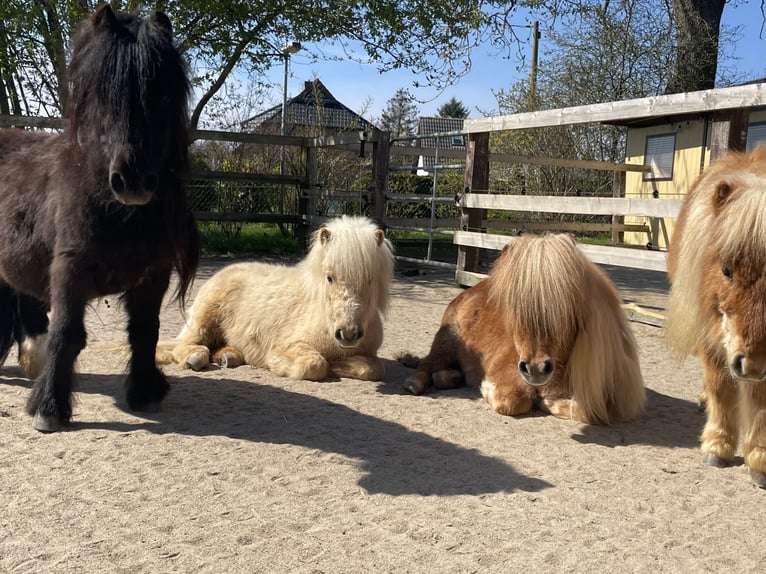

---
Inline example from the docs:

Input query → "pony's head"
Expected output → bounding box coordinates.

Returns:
[488,234,586,387]
[66,5,190,205]
[676,147,766,381]
[306,216,394,349]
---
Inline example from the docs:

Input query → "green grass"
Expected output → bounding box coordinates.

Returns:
[198,222,299,257]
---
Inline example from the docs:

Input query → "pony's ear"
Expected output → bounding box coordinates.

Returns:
[374,228,385,246]
[712,181,734,213]
[150,11,173,37]
[319,227,331,245]
[92,4,116,30]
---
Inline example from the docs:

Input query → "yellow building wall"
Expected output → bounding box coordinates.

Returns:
[623,110,766,250]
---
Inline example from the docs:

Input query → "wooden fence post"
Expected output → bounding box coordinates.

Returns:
[457,131,490,277]
[612,170,626,245]
[298,143,318,251]
[709,109,749,161]
[371,130,390,227]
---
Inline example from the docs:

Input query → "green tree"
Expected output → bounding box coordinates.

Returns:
[437,97,469,118]
[0,1,547,129]
[380,88,420,138]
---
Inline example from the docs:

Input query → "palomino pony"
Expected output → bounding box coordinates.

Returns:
[160,215,394,381]
[666,146,766,488]
[0,5,199,432]
[403,234,645,424]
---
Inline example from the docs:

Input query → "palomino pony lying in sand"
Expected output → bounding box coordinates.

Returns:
[666,146,766,488]
[159,216,394,381]
[403,233,645,424]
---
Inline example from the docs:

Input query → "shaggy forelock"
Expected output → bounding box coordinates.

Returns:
[488,234,586,340]
[307,216,395,312]
[67,10,190,138]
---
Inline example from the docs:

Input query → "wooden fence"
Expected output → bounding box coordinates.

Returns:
[4,80,760,281]
[453,85,765,286]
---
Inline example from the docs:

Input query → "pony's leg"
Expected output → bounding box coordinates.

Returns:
[432,369,464,389]
[0,283,18,366]
[123,271,171,412]
[699,358,739,466]
[328,355,385,381]
[17,294,50,380]
[740,382,766,488]
[403,325,460,395]
[26,274,87,432]
[267,344,329,381]
[481,380,534,416]
[537,398,593,424]
[480,351,534,417]
[212,346,246,369]
[171,343,212,371]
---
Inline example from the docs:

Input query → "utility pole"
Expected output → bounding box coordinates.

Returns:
[529,20,540,110]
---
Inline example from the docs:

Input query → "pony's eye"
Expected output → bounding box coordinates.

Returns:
[327,276,333,284]
[722,266,733,281]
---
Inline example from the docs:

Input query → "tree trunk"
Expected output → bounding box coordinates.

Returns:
[665,0,726,94]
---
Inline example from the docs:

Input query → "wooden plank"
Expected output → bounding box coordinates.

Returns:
[310,130,379,147]
[487,153,651,173]
[453,230,668,271]
[194,212,302,224]
[0,115,66,129]
[191,128,307,146]
[464,83,766,133]
[455,269,486,288]
[460,194,682,218]
[386,194,456,204]
[383,217,647,234]
[189,170,304,186]
[390,146,466,160]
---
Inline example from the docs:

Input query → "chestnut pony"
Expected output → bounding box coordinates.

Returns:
[0,6,199,431]
[159,216,394,381]
[666,146,766,488]
[404,234,645,424]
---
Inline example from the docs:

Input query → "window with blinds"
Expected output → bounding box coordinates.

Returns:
[643,133,676,181]
[747,122,766,151]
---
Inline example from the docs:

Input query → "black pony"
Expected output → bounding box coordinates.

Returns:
[0,5,199,431]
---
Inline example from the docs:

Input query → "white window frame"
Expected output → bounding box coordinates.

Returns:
[643,133,676,181]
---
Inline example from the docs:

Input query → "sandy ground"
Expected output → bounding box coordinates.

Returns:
[2,258,765,573]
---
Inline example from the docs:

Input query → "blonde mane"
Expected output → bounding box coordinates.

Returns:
[667,147,766,357]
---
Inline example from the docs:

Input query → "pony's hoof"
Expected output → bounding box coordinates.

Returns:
[403,376,425,395]
[703,453,729,468]
[33,412,63,433]
[185,351,209,371]
[218,352,243,369]
[749,468,766,489]
[133,401,163,414]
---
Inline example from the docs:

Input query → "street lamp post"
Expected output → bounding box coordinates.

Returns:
[279,41,302,199]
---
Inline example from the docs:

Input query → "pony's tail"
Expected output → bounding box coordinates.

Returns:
[567,267,646,424]
[0,283,19,366]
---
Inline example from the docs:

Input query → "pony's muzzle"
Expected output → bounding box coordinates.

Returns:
[729,353,766,382]
[518,358,554,387]
[109,164,159,205]
[335,326,363,348]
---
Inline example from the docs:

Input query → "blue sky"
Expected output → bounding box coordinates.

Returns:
[260,3,766,123]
